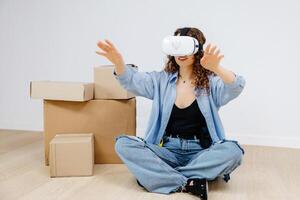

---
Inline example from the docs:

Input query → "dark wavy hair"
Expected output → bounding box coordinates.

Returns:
[164,27,215,95]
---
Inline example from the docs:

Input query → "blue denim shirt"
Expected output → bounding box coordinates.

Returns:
[113,64,246,146]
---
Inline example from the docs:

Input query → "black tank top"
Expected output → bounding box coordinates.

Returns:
[165,99,212,148]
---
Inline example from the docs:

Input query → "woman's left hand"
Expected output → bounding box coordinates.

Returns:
[200,43,224,73]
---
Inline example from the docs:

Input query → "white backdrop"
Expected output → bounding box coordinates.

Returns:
[0,0,299,148]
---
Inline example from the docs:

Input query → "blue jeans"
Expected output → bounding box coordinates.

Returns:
[114,134,244,194]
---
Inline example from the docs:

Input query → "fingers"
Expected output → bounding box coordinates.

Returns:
[204,44,211,54]
[105,39,117,50]
[96,39,123,65]
[204,43,222,57]
[204,43,216,55]
[97,40,111,52]
[218,54,224,60]
[209,45,217,54]
[95,51,107,57]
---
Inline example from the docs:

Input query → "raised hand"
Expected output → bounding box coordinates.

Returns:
[96,39,125,68]
[200,43,224,73]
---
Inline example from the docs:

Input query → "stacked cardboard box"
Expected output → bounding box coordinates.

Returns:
[94,65,135,99]
[30,65,137,176]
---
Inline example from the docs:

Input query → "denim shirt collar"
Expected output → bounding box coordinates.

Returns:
[169,71,179,84]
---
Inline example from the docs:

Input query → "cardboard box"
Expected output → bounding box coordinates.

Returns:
[44,98,136,165]
[30,81,94,101]
[50,133,94,177]
[94,65,135,99]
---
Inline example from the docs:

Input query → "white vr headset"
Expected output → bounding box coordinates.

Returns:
[161,36,202,56]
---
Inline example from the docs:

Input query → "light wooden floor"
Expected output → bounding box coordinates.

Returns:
[0,130,299,200]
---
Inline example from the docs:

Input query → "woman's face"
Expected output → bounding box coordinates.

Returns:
[174,54,195,68]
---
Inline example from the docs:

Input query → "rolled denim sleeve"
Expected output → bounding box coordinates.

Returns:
[210,73,246,107]
[113,64,160,100]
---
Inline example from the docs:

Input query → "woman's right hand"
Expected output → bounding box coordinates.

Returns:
[96,39,125,74]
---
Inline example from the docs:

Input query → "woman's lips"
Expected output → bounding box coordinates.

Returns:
[178,56,188,61]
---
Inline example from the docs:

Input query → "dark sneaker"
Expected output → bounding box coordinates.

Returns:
[183,178,208,200]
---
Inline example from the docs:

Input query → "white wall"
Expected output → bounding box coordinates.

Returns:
[1,0,299,148]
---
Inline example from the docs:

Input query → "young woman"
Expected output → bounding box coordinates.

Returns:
[96,27,246,200]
